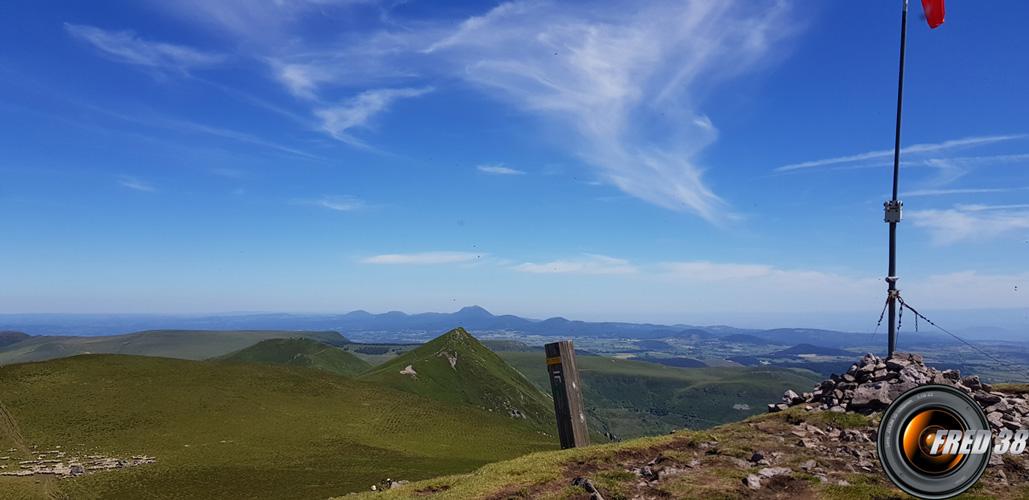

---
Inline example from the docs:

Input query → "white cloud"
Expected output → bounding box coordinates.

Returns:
[775,134,1027,172]
[361,251,483,265]
[422,1,796,223]
[902,187,1020,197]
[514,254,636,275]
[145,0,377,44]
[78,100,320,160]
[477,164,525,175]
[152,1,796,220]
[272,62,329,100]
[311,195,366,212]
[65,23,224,74]
[315,87,432,147]
[659,261,776,281]
[117,176,155,192]
[905,271,1028,309]
[908,204,1029,245]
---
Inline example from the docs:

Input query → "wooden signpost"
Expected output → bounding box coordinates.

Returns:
[545,340,589,449]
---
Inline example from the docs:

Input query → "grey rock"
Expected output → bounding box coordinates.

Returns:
[885,358,910,371]
[988,412,1004,428]
[963,375,982,390]
[850,382,892,411]
[975,391,1002,406]
[985,400,1010,413]
[758,467,791,479]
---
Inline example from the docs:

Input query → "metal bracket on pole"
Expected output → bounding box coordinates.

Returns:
[884,200,903,223]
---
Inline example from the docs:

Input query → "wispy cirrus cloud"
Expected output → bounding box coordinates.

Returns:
[117,176,155,192]
[514,254,636,275]
[477,164,525,176]
[306,195,366,212]
[421,1,797,223]
[79,103,322,160]
[908,204,1029,245]
[64,23,224,74]
[658,261,778,281]
[145,0,378,44]
[361,251,483,265]
[315,87,433,147]
[142,1,799,219]
[774,134,1027,173]
[901,187,1024,197]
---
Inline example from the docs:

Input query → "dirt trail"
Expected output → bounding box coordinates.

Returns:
[0,398,29,454]
[0,399,66,499]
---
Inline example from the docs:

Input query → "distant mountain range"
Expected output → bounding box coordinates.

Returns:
[0,305,992,345]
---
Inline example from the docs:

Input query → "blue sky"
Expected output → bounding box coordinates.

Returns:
[2,1,1027,328]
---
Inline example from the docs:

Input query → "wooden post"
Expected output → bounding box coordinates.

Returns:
[545,340,589,449]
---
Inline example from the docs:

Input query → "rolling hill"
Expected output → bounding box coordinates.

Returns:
[6,307,964,346]
[217,337,371,376]
[0,331,29,348]
[0,354,556,499]
[360,328,555,432]
[495,350,821,440]
[0,329,348,366]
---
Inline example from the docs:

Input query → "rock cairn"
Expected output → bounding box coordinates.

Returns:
[769,352,1028,433]
[0,448,155,478]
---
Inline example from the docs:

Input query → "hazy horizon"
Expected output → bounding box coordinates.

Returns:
[2,304,1027,335]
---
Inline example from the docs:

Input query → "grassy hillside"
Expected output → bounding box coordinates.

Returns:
[0,330,347,366]
[0,354,556,499]
[497,351,821,439]
[217,337,371,376]
[0,331,30,348]
[360,328,555,432]
[339,409,911,500]
[343,407,1020,499]
[339,343,417,366]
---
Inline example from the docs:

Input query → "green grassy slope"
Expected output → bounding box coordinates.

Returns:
[360,329,555,432]
[216,337,371,376]
[338,343,417,366]
[497,351,821,439]
[340,409,912,500]
[0,355,556,499]
[0,330,347,366]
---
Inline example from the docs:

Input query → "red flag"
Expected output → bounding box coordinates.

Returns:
[921,0,945,29]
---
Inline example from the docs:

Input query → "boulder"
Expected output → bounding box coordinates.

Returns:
[850,382,892,411]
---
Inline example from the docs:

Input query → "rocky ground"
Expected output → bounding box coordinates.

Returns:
[353,352,1029,499]
[770,351,1029,433]
[0,446,155,478]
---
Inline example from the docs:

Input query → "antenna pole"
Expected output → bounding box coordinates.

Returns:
[885,0,909,358]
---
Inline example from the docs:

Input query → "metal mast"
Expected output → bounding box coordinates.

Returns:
[885,0,909,358]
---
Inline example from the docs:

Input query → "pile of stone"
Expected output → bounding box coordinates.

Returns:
[769,352,1029,433]
[0,450,155,478]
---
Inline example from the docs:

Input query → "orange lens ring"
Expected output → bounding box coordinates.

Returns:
[901,409,966,475]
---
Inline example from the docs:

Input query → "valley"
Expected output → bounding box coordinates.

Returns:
[0,352,555,499]
[1,308,1026,498]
